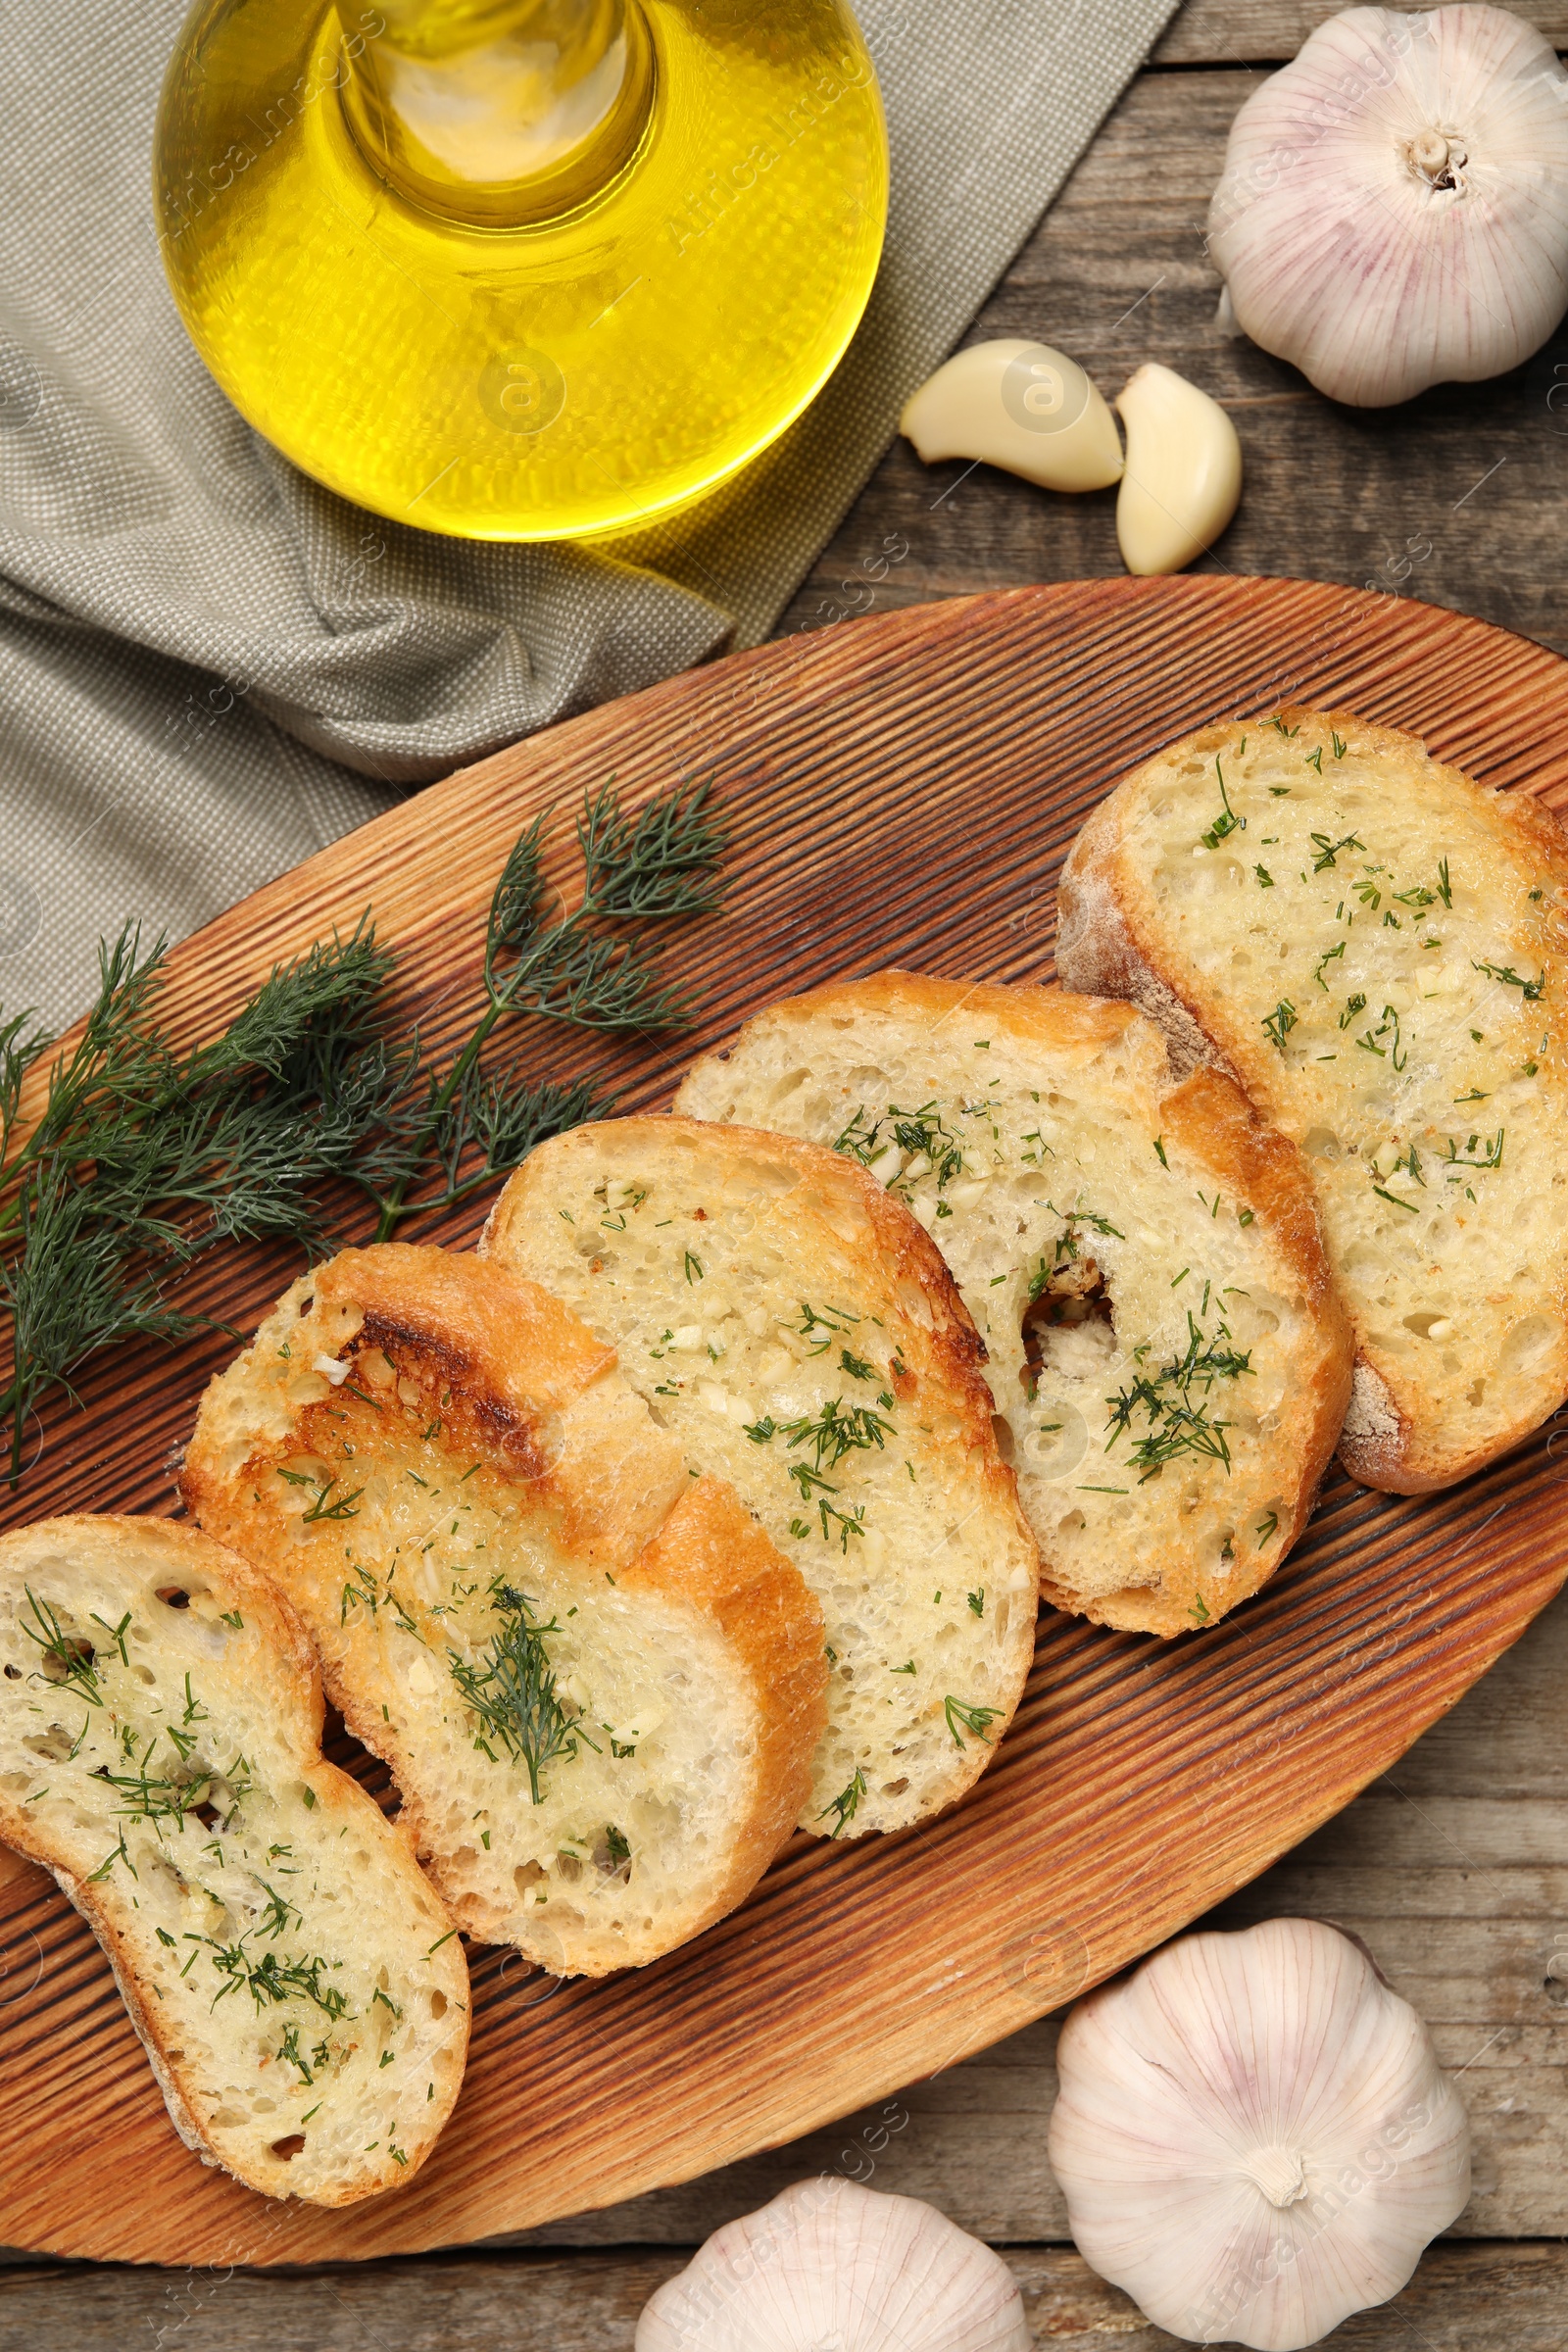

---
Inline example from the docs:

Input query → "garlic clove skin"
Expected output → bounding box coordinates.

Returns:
[1114,363,1242,576]
[1048,1918,1472,2352]
[636,2177,1031,2352]
[900,339,1124,492]
[1208,5,1568,407]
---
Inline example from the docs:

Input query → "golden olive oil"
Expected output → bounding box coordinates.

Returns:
[155,0,889,540]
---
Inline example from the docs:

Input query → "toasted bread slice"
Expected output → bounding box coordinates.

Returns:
[182,1246,825,1977]
[481,1118,1039,1834]
[0,1514,467,2205]
[675,973,1351,1637]
[1058,708,1568,1493]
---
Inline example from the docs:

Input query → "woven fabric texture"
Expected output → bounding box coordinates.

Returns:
[0,0,1178,1033]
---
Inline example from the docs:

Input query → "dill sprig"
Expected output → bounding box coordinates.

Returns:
[1440,1128,1505,1175]
[834,1100,965,1193]
[0,779,727,1483]
[0,923,397,1481]
[1200,757,1243,850]
[276,1467,366,1524]
[100,1735,253,1833]
[1261,1000,1298,1054]
[1051,1201,1122,1242]
[276,2021,335,2084]
[789,1301,860,1353]
[1030,1200,1123,1299]
[448,1580,589,1803]
[1104,1312,1252,1482]
[1354,1004,1408,1071]
[1309,830,1364,872]
[943,1695,1002,1750]
[366,778,724,1239]
[746,1397,894,1473]
[20,1587,104,1704]
[818,1499,867,1551]
[1472,958,1545,1003]
[818,1767,867,1836]
[198,1934,352,2019]
[259,1883,304,1940]
[743,1396,888,1549]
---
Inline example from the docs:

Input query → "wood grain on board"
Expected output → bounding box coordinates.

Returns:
[4,578,1568,2269]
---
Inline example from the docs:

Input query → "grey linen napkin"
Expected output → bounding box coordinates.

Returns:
[0,0,1179,1038]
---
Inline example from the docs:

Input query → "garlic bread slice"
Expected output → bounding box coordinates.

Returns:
[183,1246,826,1976]
[481,1118,1039,1834]
[0,1514,467,2205]
[676,973,1350,1637]
[1058,708,1568,1492]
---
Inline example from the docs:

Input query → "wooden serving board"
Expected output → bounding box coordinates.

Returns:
[4,576,1568,2269]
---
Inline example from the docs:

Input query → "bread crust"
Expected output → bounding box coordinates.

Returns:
[0,1515,468,2205]
[679,973,1351,1639]
[182,1246,827,1974]
[1058,705,1568,1492]
[721,968,1144,1059]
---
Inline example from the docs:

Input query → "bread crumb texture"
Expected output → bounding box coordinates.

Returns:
[183,1247,826,1976]
[483,1119,1039,1828]
[677,975,1350,1638]
[1059,708,1568,1492]
[0,1515,467,2205]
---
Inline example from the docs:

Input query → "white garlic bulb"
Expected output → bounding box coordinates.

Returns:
[1049,1919,1471,2351]
[1208,5,1568,406]
[636,2178,1031,2352]
[899,339,1124,492]
[1115,364,1243,575]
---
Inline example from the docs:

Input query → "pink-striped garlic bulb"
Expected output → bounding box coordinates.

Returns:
[1048,1918,1471,2349]
[1208,5,1568,406]
[636,2178,1030,2352]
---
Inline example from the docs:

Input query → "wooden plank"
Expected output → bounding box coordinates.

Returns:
[3,2242,1566,2350]
[0,2251,685,2351]
[776,69,1568,659]
[1156,1,1568,64]
[7,581,1568,2266]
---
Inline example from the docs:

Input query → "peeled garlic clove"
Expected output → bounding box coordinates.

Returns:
[1048,1918,1472,2352]
[1208,5,1568,407]
[1115,362,1242,576]
[900,339,1124,492]
[636,2177,1031,2352]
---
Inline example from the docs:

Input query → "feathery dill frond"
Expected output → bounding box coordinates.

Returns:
[447,1581,589,1803]
[0,778,729,1482]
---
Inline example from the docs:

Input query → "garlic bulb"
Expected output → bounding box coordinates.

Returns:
[636,2178,1030,2352]
[899,339,1124,492]
[1048,1919,1471,2351]
[1115,364,1242,575]
[1208,5,1568,406]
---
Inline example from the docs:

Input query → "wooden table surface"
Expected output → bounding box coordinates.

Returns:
[10,3,1568,2343]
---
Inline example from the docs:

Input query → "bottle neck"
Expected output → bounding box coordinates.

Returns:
[341,0,654,227]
